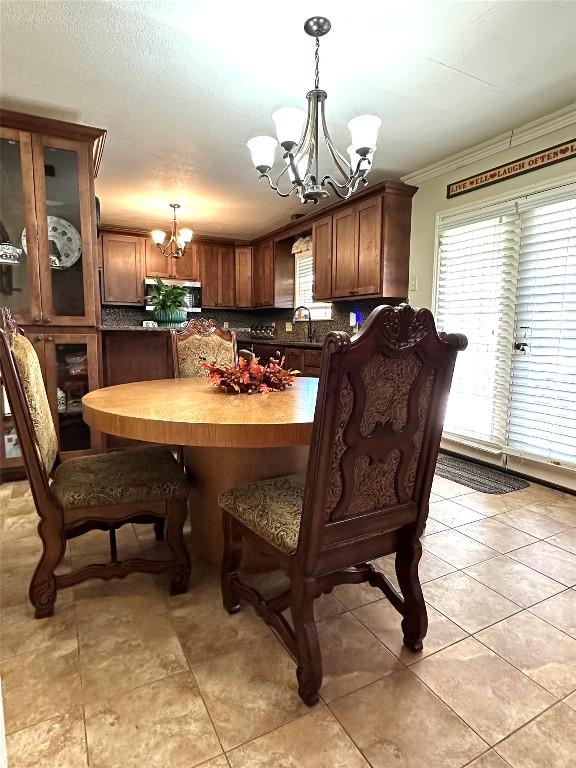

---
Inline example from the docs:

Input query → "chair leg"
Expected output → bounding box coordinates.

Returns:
[291,578,322,706]
[395,534,428,651]
[165,500,191,595]
[221,510,242,614]
[29,519,66,619]
[153,520,165,541]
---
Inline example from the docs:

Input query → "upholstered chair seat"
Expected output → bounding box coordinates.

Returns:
[51,446,189,521]
[219,474,304,555]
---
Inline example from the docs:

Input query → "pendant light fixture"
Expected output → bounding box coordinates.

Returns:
[150,203,193,259]
[247,16,382,204]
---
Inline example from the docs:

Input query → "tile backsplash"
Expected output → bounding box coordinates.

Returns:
[101,297,403,343]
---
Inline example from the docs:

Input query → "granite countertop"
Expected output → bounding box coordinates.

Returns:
[237,338,324,349]
[98,325,173,332]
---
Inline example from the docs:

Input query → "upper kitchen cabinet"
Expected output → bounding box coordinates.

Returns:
[200,242,235,308]
[145,238,200,281]
[312,216,332,301]
[252,239,274,307]
[102,232,145,305]
[235,246,253,308]
[0,111,105,327]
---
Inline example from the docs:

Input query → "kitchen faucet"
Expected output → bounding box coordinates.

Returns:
[292,306,314,343]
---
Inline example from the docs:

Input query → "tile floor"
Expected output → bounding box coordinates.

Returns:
[1,475,575,767]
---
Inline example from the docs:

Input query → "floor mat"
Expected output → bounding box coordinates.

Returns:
[435,454,530,494]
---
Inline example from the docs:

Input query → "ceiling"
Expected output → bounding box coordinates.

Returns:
[1,1,576,238]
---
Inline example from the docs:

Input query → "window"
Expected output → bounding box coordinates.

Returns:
[435,188,576,469]
[293,245,332,321]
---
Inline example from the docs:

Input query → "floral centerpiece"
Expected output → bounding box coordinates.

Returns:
[202,356,299,394]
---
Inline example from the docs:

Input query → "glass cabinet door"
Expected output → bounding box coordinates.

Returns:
[43,333,100,455]
[1,381,22,468]
[32,135,96,326]
[0,128,42,324]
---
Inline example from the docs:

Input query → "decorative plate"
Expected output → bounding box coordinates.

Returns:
[21,216,82,270]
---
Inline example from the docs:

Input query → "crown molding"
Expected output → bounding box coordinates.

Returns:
[402,102,576,186]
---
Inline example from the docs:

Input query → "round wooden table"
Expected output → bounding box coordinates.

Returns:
[83,377,318,565]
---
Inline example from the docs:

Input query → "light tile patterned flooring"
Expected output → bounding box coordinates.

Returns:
[1,476,576,767]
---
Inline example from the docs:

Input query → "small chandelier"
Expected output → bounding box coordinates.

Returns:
[247,16,382,204]
[150,203,193,259]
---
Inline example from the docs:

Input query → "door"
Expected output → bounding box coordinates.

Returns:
[0,127,42,325]
[145,237,172,278]
[32,134,97,325]
[217,245,235,307]
[102,233,145,305]
[355,196,382,296]
[174,242,200,281]
[331,205,357,298]
[312,216,332,300]
[235,246,253,308]
[253,239,274,307]
[43,332,101,456]
[199,244,218,307]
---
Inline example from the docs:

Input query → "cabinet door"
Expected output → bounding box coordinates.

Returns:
[283,348,305,373]
[312,215,332,300]
[145,238,172,278]
[331,206,358,298]
[217,246,235,307]
[174,242,200,281]
[102,233,144,305]
[0,128,42,325]
[235,246,253,308]
[253,239,274,307]
[32,135,97,325]
[199,244,218,307]
[43,332,101,456]
[355,196,382,296]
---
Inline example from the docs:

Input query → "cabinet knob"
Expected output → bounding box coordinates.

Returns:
[45,336,54,342]
[32,315,41,323]
[34,335,42,342]
[43,317,52,324]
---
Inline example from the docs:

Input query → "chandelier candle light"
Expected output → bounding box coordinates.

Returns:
[246,16,382,204]
[151,203,194,259]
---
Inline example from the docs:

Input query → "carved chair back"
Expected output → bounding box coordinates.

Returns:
[297,304,467,573]
[170,317,237,378]
[0,308,60,510]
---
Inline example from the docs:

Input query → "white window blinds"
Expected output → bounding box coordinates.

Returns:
[507,198,576,465]
[435,214,520,447]
[294,251,332,321]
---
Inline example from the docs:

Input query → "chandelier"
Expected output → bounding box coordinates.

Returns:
[150,203,193,259]
[246,16,382,205]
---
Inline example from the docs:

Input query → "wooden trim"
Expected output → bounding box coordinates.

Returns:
[100,225,247,245]
[0,109,105,143]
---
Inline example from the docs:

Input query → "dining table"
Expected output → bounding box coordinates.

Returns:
[82,376,319,568]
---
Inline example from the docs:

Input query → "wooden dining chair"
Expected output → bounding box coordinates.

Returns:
[0,308,191,618]
[171,317,237,377]
[219,304,467,705]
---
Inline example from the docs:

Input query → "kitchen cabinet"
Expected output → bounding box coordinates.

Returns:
[200,243,236,308]
[0,116,103,327]
[244,342,322,378]
[145,238,200,281]
[101,233,145,305]
[331,196,381,299]
[252,239,274,307]
[235,246,253,307]
[312,215,332,301]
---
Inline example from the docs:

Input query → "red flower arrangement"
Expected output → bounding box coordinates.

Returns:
[202,356,300,394]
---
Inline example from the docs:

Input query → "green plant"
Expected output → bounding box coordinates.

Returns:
[148,277,187,311]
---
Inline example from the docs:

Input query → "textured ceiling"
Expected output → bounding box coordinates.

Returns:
[1,0,576,238]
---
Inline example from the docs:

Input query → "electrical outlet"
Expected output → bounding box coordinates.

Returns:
[409,275,418,292]
[223,321,229,329]
[285,322,293,332]
[349,312,356,327]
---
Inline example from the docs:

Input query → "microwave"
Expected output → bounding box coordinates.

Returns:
[144,277,202,313]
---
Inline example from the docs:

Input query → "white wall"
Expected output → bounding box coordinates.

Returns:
[406,121,576,310]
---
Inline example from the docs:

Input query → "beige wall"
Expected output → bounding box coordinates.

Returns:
[407,124,576,310]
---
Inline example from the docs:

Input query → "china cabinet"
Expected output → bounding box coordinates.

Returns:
[0,110,105,477]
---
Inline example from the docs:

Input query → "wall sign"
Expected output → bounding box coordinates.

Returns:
[447,138,576,198]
